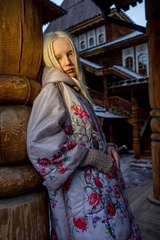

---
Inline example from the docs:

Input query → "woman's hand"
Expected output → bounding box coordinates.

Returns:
[107,145,120,178]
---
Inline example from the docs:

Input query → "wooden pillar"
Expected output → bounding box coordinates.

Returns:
[102,76,109,108]
[146,0,160,200]
[109,124,114,143]
[132,93,141,159]
[0,0,50,237]
[102,76,114,143]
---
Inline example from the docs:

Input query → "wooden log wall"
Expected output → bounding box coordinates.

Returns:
[146,0,160,200]
[0,1,50,239]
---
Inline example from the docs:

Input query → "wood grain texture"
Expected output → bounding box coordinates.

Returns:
[0,105,31,165]
[0,189,50,240]
[0,75,41,105]
[0,0,42,79]
[0,164,43,198]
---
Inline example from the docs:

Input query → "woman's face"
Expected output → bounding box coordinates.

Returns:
[52,37,76,78]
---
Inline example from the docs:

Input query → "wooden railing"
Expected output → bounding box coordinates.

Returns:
[109,96,132,115]
[89,89,104,106]
[109,96,148,121]
[88,91,148,124]
[88,91,151,156]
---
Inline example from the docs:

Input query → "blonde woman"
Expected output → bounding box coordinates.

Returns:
[27,31,141,240]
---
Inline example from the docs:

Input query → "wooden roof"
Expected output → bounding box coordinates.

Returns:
[91,0,143,12]
[113,0,143,11]
[45,0,134,33]
[41,0,66,24]
[90,0,145,32]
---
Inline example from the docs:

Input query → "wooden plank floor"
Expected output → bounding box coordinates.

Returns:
[127,180,160,240]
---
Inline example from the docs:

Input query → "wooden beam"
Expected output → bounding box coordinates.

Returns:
[103,15,146,33]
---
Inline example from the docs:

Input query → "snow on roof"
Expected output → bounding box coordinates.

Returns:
[113,65,144,78]
[80,58,104,69]
[80,58,147,83]
[93,104,125,119]
[82,31,143,53]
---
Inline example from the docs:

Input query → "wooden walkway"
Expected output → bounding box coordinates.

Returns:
[127,179,160,240]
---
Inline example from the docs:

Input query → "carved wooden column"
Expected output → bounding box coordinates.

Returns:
[146,0,160,200]
[132,93,141,159]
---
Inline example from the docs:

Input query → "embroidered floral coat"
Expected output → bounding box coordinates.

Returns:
[27,67,141,240]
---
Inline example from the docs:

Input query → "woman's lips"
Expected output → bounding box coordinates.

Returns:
[66,69,75,74]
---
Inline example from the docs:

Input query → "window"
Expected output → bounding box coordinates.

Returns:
[89,38,94,46]
[79,33,87,51]
[87,30,96,48]
[81,41,86,50]
[96,26,106,45]
[122,47,135,71]
[98,34,104,44]
[77,25,106,51]
[74,37,78,51]
[138,53,147,75]
[125,57,133,70]
[136,43,148,76]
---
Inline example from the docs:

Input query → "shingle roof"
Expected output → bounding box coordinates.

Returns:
[41,0,66,24]
[45,0,102,33]
[45,0,134,33]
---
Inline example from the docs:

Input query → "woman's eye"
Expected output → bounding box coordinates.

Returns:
[56,56,61,61]
[69,51,73,56]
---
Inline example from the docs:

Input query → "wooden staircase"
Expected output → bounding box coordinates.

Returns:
[88,89,151,158]
[109,96,132,119]
[109,96,151,157]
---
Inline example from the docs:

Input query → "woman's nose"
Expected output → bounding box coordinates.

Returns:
[64,56,71,66]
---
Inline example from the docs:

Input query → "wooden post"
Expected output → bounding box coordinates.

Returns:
[103,76,109,108]
[132,93,141,159]
[146,0,160,200]
[109,124,114,143]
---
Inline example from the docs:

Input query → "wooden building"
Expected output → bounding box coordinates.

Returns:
[45,0,160,204]
[45,0,150,159]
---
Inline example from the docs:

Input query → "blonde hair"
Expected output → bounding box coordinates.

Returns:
[43,31,92,102]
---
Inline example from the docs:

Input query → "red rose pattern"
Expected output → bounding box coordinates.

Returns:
[73,217,88,232]
[38,157,51,176]
[63,178,72,192]
[88,193,102,207]
[64,125,73,135]
[66,140,77,150]
[52,155,63,164]
[79,111,89,118]
[94,178,103,188]
[106,202,116,216]
[41,101,141,239]
[71,105,83,115]
[57,163,67,174]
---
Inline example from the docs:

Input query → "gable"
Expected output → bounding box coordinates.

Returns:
[45,0,134,34]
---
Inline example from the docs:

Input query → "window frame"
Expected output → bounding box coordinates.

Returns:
[135,43,148,76]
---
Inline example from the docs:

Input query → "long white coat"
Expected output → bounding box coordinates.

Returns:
[27,67,141,240]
